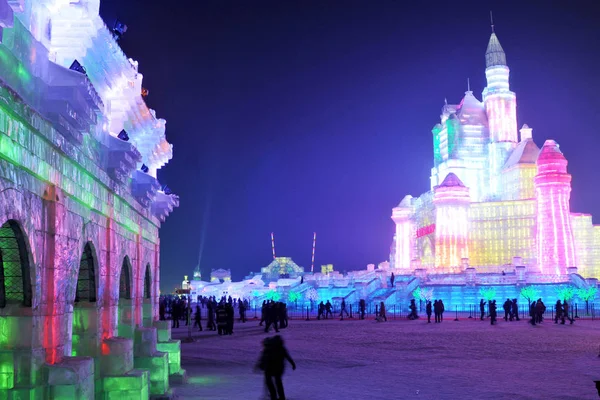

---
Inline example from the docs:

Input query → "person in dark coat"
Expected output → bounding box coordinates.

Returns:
[479,299,486,321]
[317,301,325,320]
[490,300,497,325]
[433,300,441,323]
[359,299,366,320]
[216,304,228,335]
[510,298,519,321]
[339,299,349,320]
[554,300,563,324]
[408,299,418,320]
[257,335,296,400]
[562,300,574,324]
[325,301,333,319]
[439,300,445,322]
[171,299,180,328]
[239,299,247,323]
[426,300,432,323]
[535,299,546,324]
[530,300,537,325]
[503,299,512,321]
[193,304,202,331]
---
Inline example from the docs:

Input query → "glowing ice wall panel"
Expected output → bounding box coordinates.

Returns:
[488,142,513,200]
[468,201,536,270]
[501,165,536,201]
[572,214,595,277]
[485,95,517,143]
[434,206,469,268]
[413,192,436,268]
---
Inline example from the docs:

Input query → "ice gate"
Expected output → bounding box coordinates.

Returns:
[0,1,181,398]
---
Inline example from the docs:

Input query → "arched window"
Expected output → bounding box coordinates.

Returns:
[75,242,97,302]
[144,264,151,299]
[119,257,131,299]
[0,220,32,308]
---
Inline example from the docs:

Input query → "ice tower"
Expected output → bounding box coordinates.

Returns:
[535,140,577,274]
[392,195,414,270]
[482,31,518,199]
[389,26,600,280]
[433,173,470,270]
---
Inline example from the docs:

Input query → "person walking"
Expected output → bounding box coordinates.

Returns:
[426,300,432,323]
[256,336,296,400]
[479,299,486,321]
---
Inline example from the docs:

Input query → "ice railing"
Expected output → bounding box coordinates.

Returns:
[426,274,468,285]
[475,272,518,285]
[525,274,571,284]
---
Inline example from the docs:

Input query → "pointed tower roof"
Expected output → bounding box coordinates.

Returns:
[439,172,465,188]
[485,33,507,68]
[457,91,488,125]
[397,195,413,208]
[503,139,540,169]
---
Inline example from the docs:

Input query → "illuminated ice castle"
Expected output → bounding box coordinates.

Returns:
[390,30,600,280]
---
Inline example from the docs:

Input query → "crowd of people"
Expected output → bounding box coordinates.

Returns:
[159,294,578,332]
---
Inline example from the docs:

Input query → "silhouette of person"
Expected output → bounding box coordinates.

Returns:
[426,300,432,323]
[479,299,486,321]
[193,304,202,331]
[257,335,296,400]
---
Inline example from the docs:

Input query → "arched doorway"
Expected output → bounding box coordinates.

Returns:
[71,242,98,357]
[143,263,153,326]
[144,264,151,299]
[120,256,132,300]
[75,242,97,303]
[0,220,33,308]
[118,256,133,337]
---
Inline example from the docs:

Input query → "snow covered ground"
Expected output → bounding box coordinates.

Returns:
[170,317,600,399]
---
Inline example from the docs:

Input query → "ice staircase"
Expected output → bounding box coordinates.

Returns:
[367,288,396,304]
[133,327,170,398]
[153,321,186,384]
[97,337,149,399]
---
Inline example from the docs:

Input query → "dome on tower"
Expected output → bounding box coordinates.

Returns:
[439,172,466,188]
[536,140,568,174]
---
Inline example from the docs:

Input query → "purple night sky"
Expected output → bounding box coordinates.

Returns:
[99,1,600,291]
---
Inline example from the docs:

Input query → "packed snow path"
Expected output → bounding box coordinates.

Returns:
[171,318,599,399]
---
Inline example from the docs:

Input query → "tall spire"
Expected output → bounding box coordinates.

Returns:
[485,13,506,68]
[485,32,506,68]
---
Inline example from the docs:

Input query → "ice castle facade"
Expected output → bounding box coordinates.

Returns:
[190,30,599,315]
[0,1,181,398]
[390,31,600,280]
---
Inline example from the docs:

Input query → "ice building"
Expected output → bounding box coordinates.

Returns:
[0,1,181,399]
[390,29,600,280]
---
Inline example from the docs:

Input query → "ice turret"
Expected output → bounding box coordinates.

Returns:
[482,30,518,199]
[391,195,414,270]
[433,173,470,269]
[534,140,577,274]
